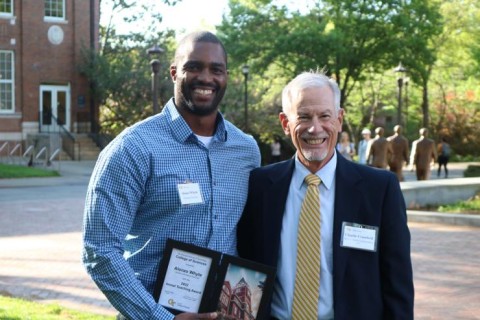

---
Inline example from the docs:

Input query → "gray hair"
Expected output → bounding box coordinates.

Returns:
[282,71,341,115]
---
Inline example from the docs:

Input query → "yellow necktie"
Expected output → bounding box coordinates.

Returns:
[292,174,321,319]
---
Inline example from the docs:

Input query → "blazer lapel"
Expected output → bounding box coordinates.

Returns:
[262,159,295,264]
[333,156,363,297]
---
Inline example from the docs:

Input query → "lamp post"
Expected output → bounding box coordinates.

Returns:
[242,64,250,132]
[147,44,164,114]
[404,77,409,134]
[394,62,407,126]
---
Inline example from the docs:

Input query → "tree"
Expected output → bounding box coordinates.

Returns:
[81,0,478,157]
[80,0,178,136]
[428,0,480,156]
[218,0,443,139]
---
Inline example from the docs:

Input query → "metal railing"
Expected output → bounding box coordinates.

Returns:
[22,144,62,168]
[0,142,8,162]
[10,143,21,158]
[39,111,77,160]
[0,141,7,153]
[23,145,35,166]
[35,146,48,166]
[88,132,113,150]
[50,148,61,162]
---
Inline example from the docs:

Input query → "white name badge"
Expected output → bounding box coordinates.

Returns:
[340,222,379,252]
[177,182,203,205]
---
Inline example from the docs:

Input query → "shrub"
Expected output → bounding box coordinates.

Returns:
[464,165,480,177]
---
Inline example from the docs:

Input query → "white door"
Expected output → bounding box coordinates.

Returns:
[40,85,70,131]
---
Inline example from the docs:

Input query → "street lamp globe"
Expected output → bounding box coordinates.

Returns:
[242,64,250,77]
[147,44,164,57]
[394,62,407,74]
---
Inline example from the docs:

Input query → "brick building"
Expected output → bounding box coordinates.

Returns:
[219,278,255,320]
[0,0,100,161]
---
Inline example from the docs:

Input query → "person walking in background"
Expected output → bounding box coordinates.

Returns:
[82,31,261,320]
[238,71,414,319]
[270,136,282,163]
[366,127,392,169]
[437,137,451,178]
[357,128,371,165]
[387,125,410,181]
[336,131,355,161]
[410,128,437,180]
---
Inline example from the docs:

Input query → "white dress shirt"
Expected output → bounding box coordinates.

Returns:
[271,152,336,320]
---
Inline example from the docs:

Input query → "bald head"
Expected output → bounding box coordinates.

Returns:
[174,31,227,66]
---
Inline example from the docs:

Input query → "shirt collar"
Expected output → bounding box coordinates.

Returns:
[293,151,337,190]
[163,98,228,143]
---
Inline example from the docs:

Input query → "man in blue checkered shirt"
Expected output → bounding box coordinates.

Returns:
[82,31,260,320]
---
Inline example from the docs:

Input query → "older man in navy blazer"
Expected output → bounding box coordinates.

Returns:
[237,71,414,319]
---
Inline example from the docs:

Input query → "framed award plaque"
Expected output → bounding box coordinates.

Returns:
[154,239,276,319]
[153,239,221,314]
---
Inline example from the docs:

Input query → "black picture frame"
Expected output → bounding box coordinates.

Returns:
[213,255,276,320]
[153,239,221,315]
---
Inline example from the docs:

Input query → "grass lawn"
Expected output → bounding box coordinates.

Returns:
[0,163,59,179]
[0,295,115,320]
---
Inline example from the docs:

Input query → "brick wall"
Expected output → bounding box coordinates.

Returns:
[0,0,99,142]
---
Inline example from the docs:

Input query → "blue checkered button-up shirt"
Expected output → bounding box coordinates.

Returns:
[82,98,260,319]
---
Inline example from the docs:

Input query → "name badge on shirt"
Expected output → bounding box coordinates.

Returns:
[177,181,203,205]
[340,222,379,252]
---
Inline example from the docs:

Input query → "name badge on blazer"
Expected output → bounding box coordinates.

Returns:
[340,222,379,252]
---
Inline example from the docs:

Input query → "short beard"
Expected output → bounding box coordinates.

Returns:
[176,81,226,116]
[302,149,328,162]
[184,99,217,116]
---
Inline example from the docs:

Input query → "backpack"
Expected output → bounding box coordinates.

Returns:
[441,143,451,156]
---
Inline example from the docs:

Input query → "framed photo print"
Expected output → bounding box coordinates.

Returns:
[213,255,276,320]
[153,239,221,315]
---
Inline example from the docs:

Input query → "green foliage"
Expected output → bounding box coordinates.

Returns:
[79,31,178,136]
[90,0,480,157]
[464,165,480,178]
[437,192,480,214]
[453,155,480,162]
[217,0,444,146]
[80,0,178,136]
[0,163,59,179]
[0,295,114,319]
[426,0,480,156]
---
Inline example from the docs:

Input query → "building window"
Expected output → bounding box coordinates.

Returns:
[0,51,14,113]
[45,0,65,20]
[0,0,13,16]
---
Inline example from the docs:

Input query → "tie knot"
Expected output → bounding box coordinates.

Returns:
[305,174,321,186]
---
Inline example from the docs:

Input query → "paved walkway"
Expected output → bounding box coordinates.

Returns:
[0,160,115,316]
[400,161,477,182]
[0,161,479,318]
[410,222,480,320]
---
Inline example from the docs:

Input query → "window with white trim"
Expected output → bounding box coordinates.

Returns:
[45,0,65,20]
[0,0,13,16]
[0,50,14,113]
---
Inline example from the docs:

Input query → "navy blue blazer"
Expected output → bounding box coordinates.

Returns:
[237,155,414,319]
